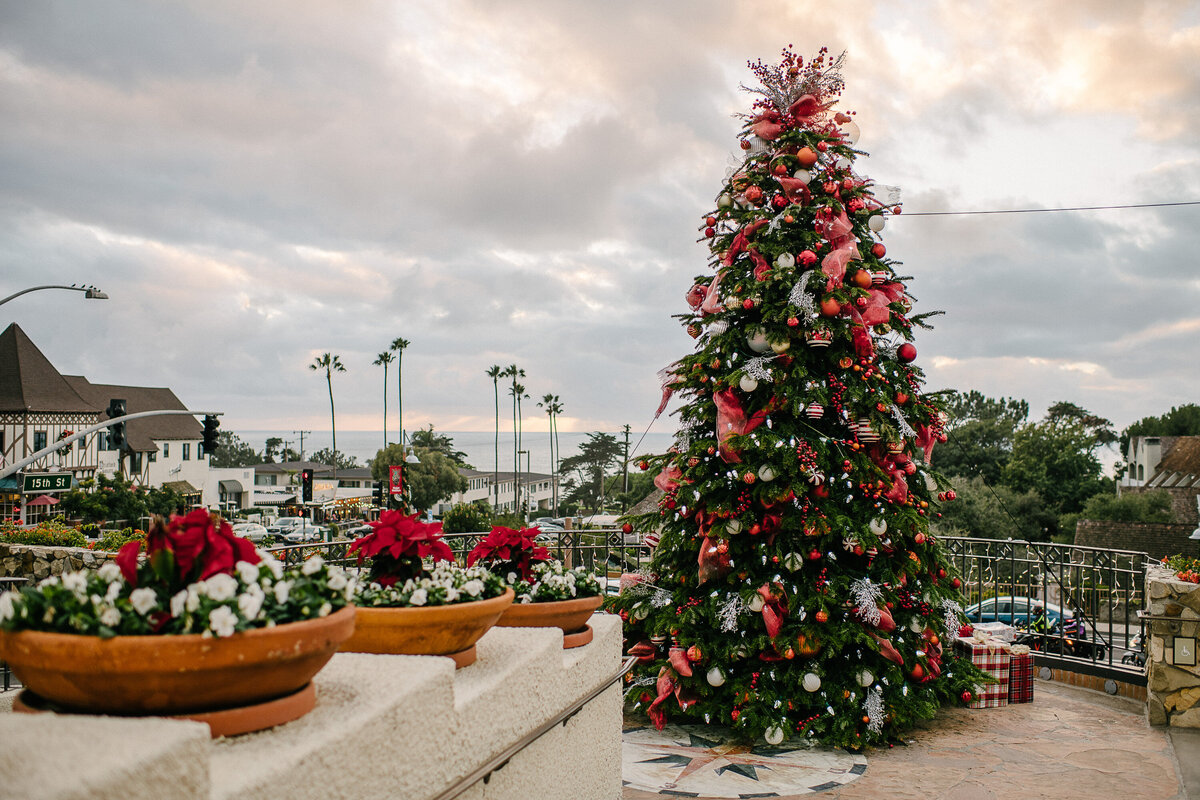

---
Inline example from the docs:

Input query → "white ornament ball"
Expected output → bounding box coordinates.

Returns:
[707,667,726,687]
[747,331,772,353]
[770,339,790,354]
[717,193,733,209]
[840,120,861,145]
[739,375,759,393]
[868,518,888,536]
[836,156,852,170]
[857,669,874,687]
[793,168,812,183]
[726,518,743,535]
[775,252,795,269]
[633,604,649,621]
[758,465,776,482]
[783,552,804,572]
[909,617,925,633]
[748,594,765,613]
[868,214,886,233]
[803,672,822,692]
[765,724,786,745]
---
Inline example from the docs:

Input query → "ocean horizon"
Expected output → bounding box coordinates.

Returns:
[237,429,679,476]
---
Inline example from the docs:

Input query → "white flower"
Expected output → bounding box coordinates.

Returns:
[97,562,122,582]
[37,576,60,589]
[129,588,158,616]
[238,591,264,620]
[506,572,518,585]
[0,591,15,622]
[186,586,201,612]
[99,606,120,627]
[318,602,332,617]
[208,605,237,638]
[170,590,187,618]
[444,586,459,603]
[104,581,122,603]
[327,570,347,591]
[205,573,238,603]
[343,578,357,602]
[462,579,484,597]
[301,555,324,575]
[409,588,428,606]
[236,561,260,586]
[62,572,87,597]
[274,580,292,605]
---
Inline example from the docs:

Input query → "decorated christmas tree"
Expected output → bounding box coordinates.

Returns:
[612,47,984,749]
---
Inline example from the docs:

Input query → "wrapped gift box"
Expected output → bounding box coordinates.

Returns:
[971,621,1016,643]
[1007,646,1034,704]
[954,636,1010,708]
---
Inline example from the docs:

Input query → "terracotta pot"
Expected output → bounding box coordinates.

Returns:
[340,588,513,665]
[0,606,355,715]
[497,594,603,633]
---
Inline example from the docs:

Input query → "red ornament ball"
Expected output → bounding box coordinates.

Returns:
[871,243,887,258]
[897,343,917,363]
[639,460,650,470]
[743,472,756,484]
[773,163,788,176]
[786,316,799,327]
[961,690,973,704]
[945,490,956,501]
[745,186,764,205]
[740,140,751,150]
[815,609,829,623]
[742,298,756,310]
[686,645,702,662]
[622,522,633,534]
[820,297,841,317]
[809,548,822,560]
[704,226,715,238]
[705,216,716,226]
[772,194,787,210]
[798,249,818,266]
[816,141,828,152]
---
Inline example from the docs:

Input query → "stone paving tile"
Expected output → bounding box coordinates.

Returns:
[623,680,1186,800]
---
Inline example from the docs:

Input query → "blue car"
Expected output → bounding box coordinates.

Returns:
[964,596,1074,629]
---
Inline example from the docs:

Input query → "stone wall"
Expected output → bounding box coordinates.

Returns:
[1074,520,1199,560]
[1145,565,1200,728]
[1120,485,1200,526]
[0,543,118,581]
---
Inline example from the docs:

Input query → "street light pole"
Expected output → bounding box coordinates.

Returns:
[0,284,109,307]
[517,449,531,519]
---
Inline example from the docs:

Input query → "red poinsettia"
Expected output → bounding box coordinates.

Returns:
[116,509,261,589]
[465,525,550,583]
[348,510,453,586]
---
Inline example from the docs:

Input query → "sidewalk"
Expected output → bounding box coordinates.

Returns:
[624,679,1193,800]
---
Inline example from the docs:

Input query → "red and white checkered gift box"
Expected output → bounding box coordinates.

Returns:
[954,636,1010,708]
[1007,645,1034,704]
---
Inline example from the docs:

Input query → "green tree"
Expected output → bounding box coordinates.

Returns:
[371,443,466,513]
[931,476,1056,541]
[373,350,395,451]
[1059,488,1175,538]
[502,364,525,509]
[57,475,188,526]
[1001,408,1113,538]
[1119,403,1200,453]
[558,432,622,513]
[486,364,503,509]
[390,337,410,442]
[937,391,1028,484]
[409,425,471,467]
[264,437,283,462]
[309,353,346,484]
[310,447,360,470]
[441,501,493,533]
[538,393,563,515]
[208,431,262,468]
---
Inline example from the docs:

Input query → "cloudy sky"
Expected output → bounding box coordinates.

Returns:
[3,1,1198,448]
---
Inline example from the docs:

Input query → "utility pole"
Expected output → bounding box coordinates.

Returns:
[622,424,631,496]
[293,430,311,462]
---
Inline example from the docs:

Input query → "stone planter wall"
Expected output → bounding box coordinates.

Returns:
[0,544,117,582]
[1145,565,1200,727]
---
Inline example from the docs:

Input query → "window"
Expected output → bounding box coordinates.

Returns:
[182,443,191,461]
[162,442,169,458]
[33,431,48,452]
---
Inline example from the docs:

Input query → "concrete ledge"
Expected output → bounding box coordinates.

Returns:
[0,714,210,800]
[0,611,622,800]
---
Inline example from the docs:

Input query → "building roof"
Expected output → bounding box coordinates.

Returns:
[63,376,202,453]
[0,323,98,414]
[458,468,554,481]
[1147,436,1200,490]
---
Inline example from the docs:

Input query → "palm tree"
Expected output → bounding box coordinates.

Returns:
[538,393,563,516]
[309,353,346,493]
[390,337,410,447]
[512,381,529,514]
[486,365,503,510]
[502,364,524,511]
[373,351,395,450]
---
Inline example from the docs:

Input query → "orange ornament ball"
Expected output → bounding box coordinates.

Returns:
[797,146,819,167]
[820,297,841,317]
[851,270,872,288]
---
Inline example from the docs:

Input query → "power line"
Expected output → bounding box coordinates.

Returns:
[902,200,1200,217]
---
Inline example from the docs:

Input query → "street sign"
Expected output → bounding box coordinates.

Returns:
[22,473,72,493]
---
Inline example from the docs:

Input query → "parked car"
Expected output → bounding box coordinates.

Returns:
[964,596,1074,629]
[266,518,305,535]
[283,524,327,543]
[231,522,268,543]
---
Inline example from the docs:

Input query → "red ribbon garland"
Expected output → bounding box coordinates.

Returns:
[714,388,770,464]
[758,584,788,639]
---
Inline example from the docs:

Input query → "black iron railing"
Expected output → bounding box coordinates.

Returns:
[942,536,1149,684]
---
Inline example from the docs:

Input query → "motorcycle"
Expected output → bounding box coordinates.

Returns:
[1013,615,1107,660]
[1121,631,1146,667]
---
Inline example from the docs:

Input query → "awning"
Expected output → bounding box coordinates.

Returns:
[26,495,59,507]
[163,480,200,495]
[219,479,244,493]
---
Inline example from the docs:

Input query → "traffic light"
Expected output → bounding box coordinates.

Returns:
[202,415,220,455]
[373,481,386,508]
[301,469,314,502]
[106,398,127,451]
